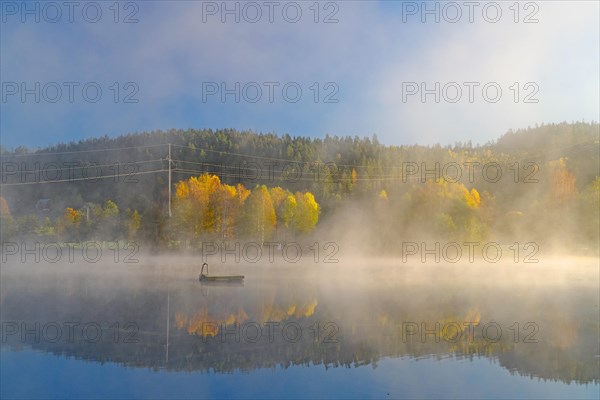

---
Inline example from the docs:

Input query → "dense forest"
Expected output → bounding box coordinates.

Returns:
[0,121,598,253]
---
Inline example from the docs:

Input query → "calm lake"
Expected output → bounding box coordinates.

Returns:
[1,256,599,399]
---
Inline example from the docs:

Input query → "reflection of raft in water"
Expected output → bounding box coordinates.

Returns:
[199,263,244,283]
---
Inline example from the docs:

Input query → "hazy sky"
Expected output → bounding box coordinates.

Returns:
[1,1,598,149]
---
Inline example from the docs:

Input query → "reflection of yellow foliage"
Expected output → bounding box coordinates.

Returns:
[199,324,219,337]
[262,303,288,323]
[225,314,236,325]
[378,313,388,326]
[548,317,579,349]
[262,299,318,323]
[186,310,215,336]
[224,308,249,326]
[438,307,481,341]
[238,308,249,322]
[261,302,272,323]
[179,297,318,337]
[180,307,250,337]
[296,299,318,318]
[0,196,10,217]
[463,308,481,325]
[175,313,188,329]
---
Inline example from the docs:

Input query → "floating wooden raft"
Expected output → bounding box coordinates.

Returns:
[199,263,244,282]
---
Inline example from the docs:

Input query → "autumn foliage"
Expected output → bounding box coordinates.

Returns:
[172,174,319,243]
[0,196,11,217]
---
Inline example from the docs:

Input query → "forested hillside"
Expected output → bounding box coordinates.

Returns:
[1,122,598,252]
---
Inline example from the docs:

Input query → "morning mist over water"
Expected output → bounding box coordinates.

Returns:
[1,256,599,398]
[1,1,599,399]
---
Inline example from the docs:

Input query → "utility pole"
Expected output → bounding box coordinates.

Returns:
[261,196,265,245]
[168,143,172,218]
[222,197,227,244]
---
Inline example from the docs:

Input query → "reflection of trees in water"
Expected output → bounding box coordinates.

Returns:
[1,268,598,384]
[175,297,319,337]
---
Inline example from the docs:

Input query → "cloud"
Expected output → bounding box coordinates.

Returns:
[369,1,600,144]
[1,1,598,148]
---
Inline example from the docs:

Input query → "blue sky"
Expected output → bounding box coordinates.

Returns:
[1,1,599,149]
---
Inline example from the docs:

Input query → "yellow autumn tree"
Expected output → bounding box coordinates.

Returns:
[548,158,577,205]
[463,187,481,209]
[198,174,222,234]
[405,179,487,241]
[281,194,297,229]
[577,177,600,247]
[242,185,277,243]
[99,200,121,240]
[213,183,241,241]
[127,209,141,240]
[236,183,251,204]
[173,179,197,239]
[65,207,83,225]
[173,174,222,239]
[0,196,15,240]
[173,174,320,242]
[292,192,320,234]
[56,207,84,241]
[270,186,295,240]
[269,187,288,209]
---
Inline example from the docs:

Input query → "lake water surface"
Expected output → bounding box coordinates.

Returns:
[1,257,599,399]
